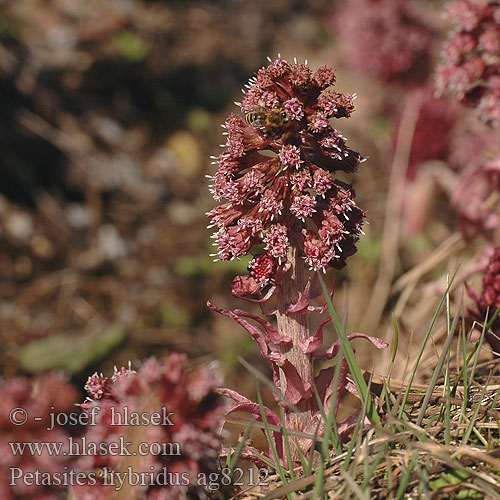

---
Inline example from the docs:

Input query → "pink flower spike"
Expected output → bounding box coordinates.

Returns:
[206,58,380,458]
[208,57,366,280]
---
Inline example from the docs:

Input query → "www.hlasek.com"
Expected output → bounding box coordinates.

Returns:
[9,435,182,457]
[9,466,270,492]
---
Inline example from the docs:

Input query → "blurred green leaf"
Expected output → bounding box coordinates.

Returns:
[219,336,256,369]
[456,489,483,499]
[357,236,380,262]
[18,326,126,374]
[429,469,471,490]
[0,11,22,39]
[160,303,191,329]
[186,108,212,134]
[404,234,433,254]
[175,254,250,277]
[113,31,149,62]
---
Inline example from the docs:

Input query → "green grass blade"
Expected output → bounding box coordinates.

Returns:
[314,385,341,457]
[229,419,254,471]
[361,448,385,492]
[398,267,460,419]
[461,375,490,447]
[278,405,296,479]
[396,452,418,500]
[314,345,344,457]
[391,315,399,367]
[467,326,486,392]
[416,294,462,427]
[318,274,381,431]
[343,374,374,471]
[305,423,320,477]
[256,383,292,499]
[294,441,309,475]
[455,315,469,436]
[312,457,324,499]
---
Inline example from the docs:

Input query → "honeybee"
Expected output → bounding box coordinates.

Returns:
[245,106,289,132]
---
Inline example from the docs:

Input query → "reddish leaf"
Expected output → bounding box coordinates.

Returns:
[234,283,279,304]
[286,279,313,314]
[337,408,367,441]
[216,387,253,404]
[277,359,312,405]
[231,275,262,297]
[207,301,281,361]
[218,389,284,462]
[287,275,334,314]
[226,402,281,426]
[221,447,271,467]
[233,308,291,345]
[313,332,388,360]
[300,317,331,353]
[314,357,348,415]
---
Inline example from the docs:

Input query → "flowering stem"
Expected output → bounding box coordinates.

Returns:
[207,58,382,462]
[276,247,314,428]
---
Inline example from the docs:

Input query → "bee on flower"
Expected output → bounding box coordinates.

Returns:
[207,57,366,297]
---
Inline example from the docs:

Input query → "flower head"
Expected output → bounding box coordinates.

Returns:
[392,89,458,179]
[452,154,500,240]
[0,374,78,500]
[333,0,434,84]
[436,1,500,127]
[208,58,366,295]
[467,247,500,355]
[71,354,226,500]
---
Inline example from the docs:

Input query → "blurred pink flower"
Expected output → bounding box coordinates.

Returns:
[333,0,434,84]
[467,246,500,355]
[0,374,78,500]
[393,88,457,180]
[71,355,226,500]
[453,155,500,240]
[436,1,500,127]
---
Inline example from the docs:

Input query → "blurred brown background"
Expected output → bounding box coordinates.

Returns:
[1,0,496,400]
